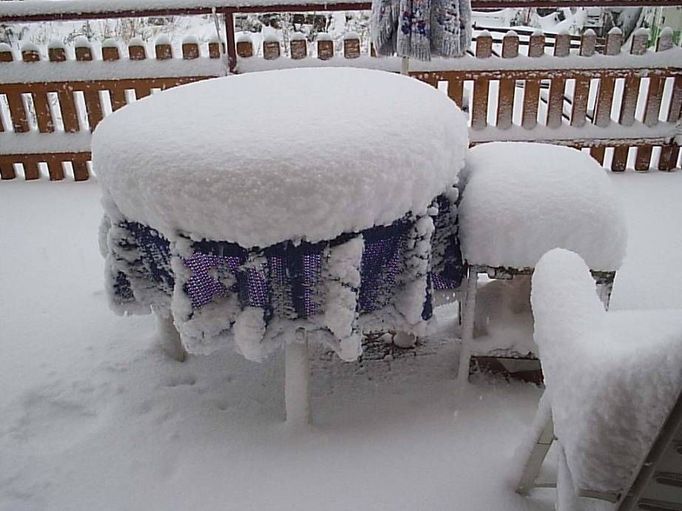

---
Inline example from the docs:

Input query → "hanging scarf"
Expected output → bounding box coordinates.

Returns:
[371,0,472,60]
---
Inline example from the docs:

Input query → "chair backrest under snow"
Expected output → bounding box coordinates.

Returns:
[530,248,682,502]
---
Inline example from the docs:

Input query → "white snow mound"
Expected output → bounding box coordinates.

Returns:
[459,142,627,271]
[93,68,468,247]
[532,248,682,494]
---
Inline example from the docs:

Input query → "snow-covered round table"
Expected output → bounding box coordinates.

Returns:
[94,68,469,421]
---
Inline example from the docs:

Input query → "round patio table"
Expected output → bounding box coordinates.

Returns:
[94,67,469,423]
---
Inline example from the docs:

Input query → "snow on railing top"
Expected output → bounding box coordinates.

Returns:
[2,0,682,22]
[234,28,682,74]
[0,38,225,83]
[0,26,680,182]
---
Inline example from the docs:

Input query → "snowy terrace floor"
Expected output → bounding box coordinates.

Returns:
[1,173,682,511]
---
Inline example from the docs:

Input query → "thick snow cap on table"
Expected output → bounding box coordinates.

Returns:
[532,249,682,494]
[459,142,627,271]
[93,67,468,247]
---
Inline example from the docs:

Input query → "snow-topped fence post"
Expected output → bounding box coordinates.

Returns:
[612,29,649,172]
[49,42,80,136]
[182,37,200,60]
[236,33,254,58]
[545,31,570,130]
[343,33,361,59]
[75,38,105,131]
[262,35,280,60]
[570,30,596,129]
[316,33,334,61]
[497,31,519,130]
[290,33,307,60]
[102,40,127,112]
[521,31,544,130]
[471,32,493,130]
[590,28,623,167]
[636,30,674,170]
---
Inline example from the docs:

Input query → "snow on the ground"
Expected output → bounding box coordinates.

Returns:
[1,170,681,510]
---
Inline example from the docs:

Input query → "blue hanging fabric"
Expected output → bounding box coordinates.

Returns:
[371,0,472,60]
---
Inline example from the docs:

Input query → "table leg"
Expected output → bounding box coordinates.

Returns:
[458,267,478,385]
[285,332,311,426]
[156,312,187,362]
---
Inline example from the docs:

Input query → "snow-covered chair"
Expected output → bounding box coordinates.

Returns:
[457,142,627,383]
[94,68,469,424]
[516,249,682,510]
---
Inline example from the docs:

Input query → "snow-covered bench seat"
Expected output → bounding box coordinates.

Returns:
[517,248,682,509]
[93,68,469,422]
[457,142,627,382]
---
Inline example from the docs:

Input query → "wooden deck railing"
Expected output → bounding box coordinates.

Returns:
[1,1,681,181]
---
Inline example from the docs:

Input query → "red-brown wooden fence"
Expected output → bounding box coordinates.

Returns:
[1,1,681,180]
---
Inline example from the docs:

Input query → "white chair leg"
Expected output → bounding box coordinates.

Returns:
[557,444,580,511]
[516,393,554,495]
[155,312,187,362]
[285,333,311,426]
[458,266,478,385]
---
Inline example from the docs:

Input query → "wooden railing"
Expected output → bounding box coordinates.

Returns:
[1,2,681,181]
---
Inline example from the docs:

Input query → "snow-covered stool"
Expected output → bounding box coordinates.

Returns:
[457,142,627,384]
[93,68,468,424]
[516,249,682,510]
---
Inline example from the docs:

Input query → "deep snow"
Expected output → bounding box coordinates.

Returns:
[93,68,469,247]
[1,170,681,510]
[459,143,627,271]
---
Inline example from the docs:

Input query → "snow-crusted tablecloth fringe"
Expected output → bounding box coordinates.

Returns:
[101,193,463,363]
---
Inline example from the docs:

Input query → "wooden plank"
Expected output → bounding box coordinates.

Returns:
[659,145,680,171]
[75,44,104,131]
[127,42,153,99]
[22,47,55,133]
[635,145,653,172]
[0,159,16,180]
[611,145,629,171]
[182,41,200,60]
[48,46,80,133]
[45,156,65,181]
[658,75,682,171]
[225,10,236,71]
[22,160,40,180]
[155,41,173,60]
[496,31,519,130]
[613,31,648,172]
[571,30,596,127]
[643,31,674,128]
[522,32,544,130]
[208,40,222,59]
[546,32,570,129]
[71,157,90,181]
[472,33,493,130]
[0,49,30,133]
[446,74,464,109]
[590,146,606,165]
[102,44,128,111]
[619,31,648,127]
[594,30,623,128]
